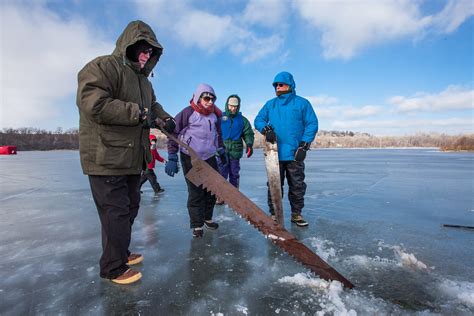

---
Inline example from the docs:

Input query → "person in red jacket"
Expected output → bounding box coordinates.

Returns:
[140,134,165,194]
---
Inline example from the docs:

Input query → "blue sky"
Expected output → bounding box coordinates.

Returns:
[1,0,473,135]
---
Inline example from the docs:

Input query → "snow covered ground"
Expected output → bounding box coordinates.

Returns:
[1,149,473,315]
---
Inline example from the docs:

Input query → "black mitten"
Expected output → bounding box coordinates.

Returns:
[294,142,310,162]
[262,125,276,143]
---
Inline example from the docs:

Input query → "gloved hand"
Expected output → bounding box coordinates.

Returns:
[138,107,148,123]
[217,147,228,167]
[163,117,176,134]
[294,142,310,162]
[165,153,179,177]
[246,144,253,158]
[262,125,276,143]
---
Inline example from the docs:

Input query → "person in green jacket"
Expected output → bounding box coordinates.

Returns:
[76,20,175,285]
[216,95,254,204]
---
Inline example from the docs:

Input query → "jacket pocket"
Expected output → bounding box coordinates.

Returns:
[230,142,244,159]
[96,134,134,169]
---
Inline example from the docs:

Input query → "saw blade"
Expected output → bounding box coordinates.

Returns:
[185,157,354,289]
[264,140,284,228]
[160,127,354,288]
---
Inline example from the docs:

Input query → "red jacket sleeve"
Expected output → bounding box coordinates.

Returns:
[153,149,165,163]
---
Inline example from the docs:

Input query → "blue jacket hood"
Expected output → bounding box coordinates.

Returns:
[272,71,296,91]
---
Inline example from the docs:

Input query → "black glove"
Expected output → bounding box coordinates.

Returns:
[294,142,310,162]
[163,117,176,134]
[246,144,253,158]
[217,147,228,167]
[138,107,148,123]
[262,125,276,143]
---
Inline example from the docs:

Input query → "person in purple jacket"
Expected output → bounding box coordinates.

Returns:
[165,83,228,238]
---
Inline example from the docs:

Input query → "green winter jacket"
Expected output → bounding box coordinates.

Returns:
[221,95,254,160]
[76,20,172,175]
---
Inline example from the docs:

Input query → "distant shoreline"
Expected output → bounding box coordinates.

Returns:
[1,128,473,151]
[4,147,473,153]
[314,147,440,150]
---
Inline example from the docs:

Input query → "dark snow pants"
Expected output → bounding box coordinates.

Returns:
[218,158,241,188]
[180,152,218,228]
[140,169,162,192]
[88,174,141,279]
[267,160,307,216]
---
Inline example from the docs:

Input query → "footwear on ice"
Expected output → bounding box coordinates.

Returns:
[127,253,144,265]
[204,220,219,230]
[291,214,308,227]
[110,269,142,285]
[193,227,204,238]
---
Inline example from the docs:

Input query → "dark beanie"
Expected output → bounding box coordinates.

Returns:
[126,40,154,62]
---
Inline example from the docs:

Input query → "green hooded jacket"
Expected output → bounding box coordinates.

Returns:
[76,20,172,175]
[221,95,254,160]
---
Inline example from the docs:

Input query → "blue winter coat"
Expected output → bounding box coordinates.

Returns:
[254,71,318,161]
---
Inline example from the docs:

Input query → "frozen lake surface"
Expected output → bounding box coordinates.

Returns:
[1,149,473,315]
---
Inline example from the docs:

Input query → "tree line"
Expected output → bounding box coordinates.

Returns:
[0,128,79,151]
[1,127,473,151]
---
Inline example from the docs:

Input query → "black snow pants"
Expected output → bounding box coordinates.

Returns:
[140,169,162,192]
[180,152,218,228]
[88,175,141,279]
[267,160,307,216]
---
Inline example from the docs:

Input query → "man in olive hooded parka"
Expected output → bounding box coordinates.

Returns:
[77,20,175,284]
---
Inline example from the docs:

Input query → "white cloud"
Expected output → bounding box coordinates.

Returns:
[306,95,339,107]
[306,95,339,118]
[293,0,473,59]
[315,107,339,119]
[332,117,474,135]
[0,3,113,128]
[315,105,383,119]
[432,0,474,33]
[242,0,287,27]
[174,11,234,52]
[389,85,474,113]
[240,33,284,63]
[135,0,284,63]
[344,105,383,118]
[306,95,382,119]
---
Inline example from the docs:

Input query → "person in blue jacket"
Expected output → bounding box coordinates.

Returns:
[254,71,318,227]
[216,94,254,205]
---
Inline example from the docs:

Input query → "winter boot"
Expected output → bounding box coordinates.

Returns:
[291,214,308,227]
[204,220,219,230]
[193,227,204,238]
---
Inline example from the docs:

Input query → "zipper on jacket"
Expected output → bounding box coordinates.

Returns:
[208,120,211,131]
[137,75,146,118]
[137,74,146,170]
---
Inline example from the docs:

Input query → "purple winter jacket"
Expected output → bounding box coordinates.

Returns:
[168,106,224,160]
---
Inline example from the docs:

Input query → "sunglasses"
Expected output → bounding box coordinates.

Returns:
[141,48,154,55]
[201,96,215,103]
[276,83,287,88]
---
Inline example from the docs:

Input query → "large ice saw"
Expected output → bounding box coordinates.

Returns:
[263,139,284,227]
[161,129,354,289]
